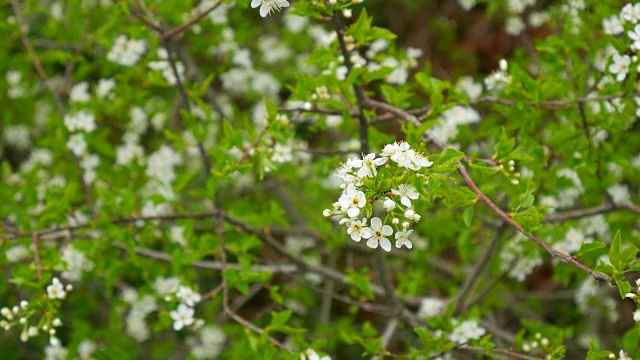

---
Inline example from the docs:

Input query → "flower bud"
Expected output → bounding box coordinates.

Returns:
[52,318,62,327]
[65,284,73,292]
[12,306,19,314]
[18,317,26,325]
[413,214,421,222]
[402,221,410,228]
[19,301,28,309]
[343,9,352,18]
[499,59,508,72]
[404,209,415,219]
[392,218,399,224]
[50,336,60,346]
[323,209,332,217]
[27,326,38,337]
[383,198,395,212]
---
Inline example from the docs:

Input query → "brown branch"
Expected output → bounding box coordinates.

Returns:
[470,93,632,109]
[161,0,223,39]
[32,232,42,281]
[10,0,64,116]
[113,242,297,273]
[235,124,270,166]
[457,166,611,283]
[458,345,544,360]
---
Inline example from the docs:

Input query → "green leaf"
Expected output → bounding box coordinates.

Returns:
[463,206,473,227]
[510,207,544,232]
[270,310,292,327]
[618,280,632,299]
[578,241,606,256]
[494,128,516,159]
[269,286,283,305]
[609,230,622,270]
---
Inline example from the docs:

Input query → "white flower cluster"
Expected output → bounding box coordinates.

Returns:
[0,278,72,347]
[416,297,445,319]
[499,233,543,281]
[484,59,511,92]
[122,289,157,342]
[170,286,201,331]
[187,325,226,359]
[107,35,147,66]
[323,142,433,252]
[3,125,31,150]
[521,332,550,353]
[6,70,26,98]
[148,48,186,85]
[61,246,95,282]
[447,319,486,345]
[603,3,640,82]
[300,348,331,360]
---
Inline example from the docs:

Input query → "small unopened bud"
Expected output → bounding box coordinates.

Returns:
[18,317,26,325]
[323,209,332,217]
[522,343,531,352]
[27,326,37,337]
[11,306,19,314]
[541,337,549,346]
[1,308,11,318]
[65,284,73,292]
[343,9,352,18]
[383,198,395,212]
[19,301,28,309]
[392,218,399,224]
[52,318,62,327]
[50,336,60,346]
[402,221,410,228]
[311,94,318,101]
[20,329,28,342]
[404,209,415,219]
[499,59,508,72]
[303,102,312,110]
[511,179,519,185]
[413,214,421,222]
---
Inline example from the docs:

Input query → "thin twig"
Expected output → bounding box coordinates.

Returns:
[32,232,42,281]
[10,0,64,116]
[113,242,297,273]
[452,225,504,315]
[161,0,223,39]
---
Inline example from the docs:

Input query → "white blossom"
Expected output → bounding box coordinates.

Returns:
[417,297,444,319]
[170,304,195,331]
[364,217,393,252]
[448,319,486,344]
[610,53,631,82]
[251,0,290,17]
[107,35,146,66]
[47,278,67,300]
